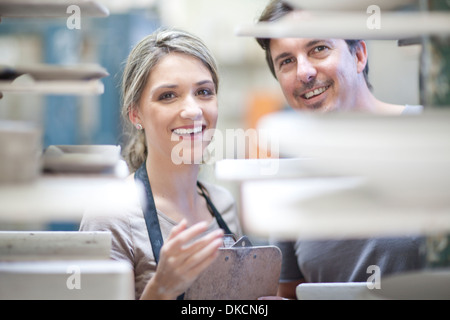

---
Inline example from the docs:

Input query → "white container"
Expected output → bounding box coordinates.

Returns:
[0,120,42,184]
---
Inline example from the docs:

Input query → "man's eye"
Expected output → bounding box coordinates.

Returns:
[280,58,294,67]
[314,46,328,53]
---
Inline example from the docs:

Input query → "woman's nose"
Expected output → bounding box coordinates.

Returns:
[180,98,203,121]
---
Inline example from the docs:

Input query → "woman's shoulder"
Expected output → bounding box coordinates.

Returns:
[79,177,143,233]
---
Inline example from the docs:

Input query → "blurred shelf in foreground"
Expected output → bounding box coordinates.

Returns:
[236,11,450,40]
[0,0,109,18]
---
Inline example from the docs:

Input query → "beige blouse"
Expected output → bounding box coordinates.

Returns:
[79,180,242,299]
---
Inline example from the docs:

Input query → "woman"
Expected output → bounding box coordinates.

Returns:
[80,28,241,300]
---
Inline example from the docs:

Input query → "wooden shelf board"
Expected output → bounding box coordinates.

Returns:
[0,0,109,18]
[284,0,418,11]
[236,11,450,40]
[0,175,143,223]
[0,79,104,95]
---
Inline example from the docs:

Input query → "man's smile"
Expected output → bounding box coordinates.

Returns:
[302,85,330,100]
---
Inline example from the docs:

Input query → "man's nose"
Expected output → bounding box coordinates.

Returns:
[296,55,317,83]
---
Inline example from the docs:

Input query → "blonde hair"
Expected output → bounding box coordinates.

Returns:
[121,27,220,172]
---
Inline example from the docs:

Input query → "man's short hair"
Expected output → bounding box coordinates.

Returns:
[256,0,372,90]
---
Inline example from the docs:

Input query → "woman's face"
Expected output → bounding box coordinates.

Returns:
[132,52,218,165]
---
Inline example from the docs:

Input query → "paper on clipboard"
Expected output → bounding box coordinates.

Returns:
[184,237,281,300]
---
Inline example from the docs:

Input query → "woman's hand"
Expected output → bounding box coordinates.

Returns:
[140,219,224,300]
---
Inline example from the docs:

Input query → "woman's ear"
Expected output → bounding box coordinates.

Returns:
[128,104,142,127]
[355,40,368,74]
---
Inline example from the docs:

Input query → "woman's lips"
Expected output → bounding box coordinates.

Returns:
[172,124,206,140]
[172,126,203,135]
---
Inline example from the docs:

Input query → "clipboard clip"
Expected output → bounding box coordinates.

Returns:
[233,236,253,248]
[222,234,253,248]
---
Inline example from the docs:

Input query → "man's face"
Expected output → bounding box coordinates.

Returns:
[270,38,367,112]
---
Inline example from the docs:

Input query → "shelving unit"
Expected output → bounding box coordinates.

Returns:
[0,1,140,229]
[0,1,137,300]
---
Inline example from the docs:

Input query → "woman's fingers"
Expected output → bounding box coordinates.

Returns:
[161,220,225,273]
[167,219,188,239]
[160,220,221,269]
[181,236,223,278]
[180,227,223,256]
[152,220,225,298]
[166,220,208,247]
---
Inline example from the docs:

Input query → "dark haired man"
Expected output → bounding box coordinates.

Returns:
[256,0,421,114]
[255,0,424,299]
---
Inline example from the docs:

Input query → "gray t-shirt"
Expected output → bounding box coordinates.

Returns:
[276,104,426,283]
[276,237,425,283]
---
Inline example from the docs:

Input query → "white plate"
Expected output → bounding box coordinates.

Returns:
[43,145,121,173]
[0,64,109,81]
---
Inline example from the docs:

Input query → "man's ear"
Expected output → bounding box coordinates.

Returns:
[355,41,368,74]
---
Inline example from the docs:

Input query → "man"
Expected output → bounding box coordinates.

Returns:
[256,0,421,114]
[255,0,424,299]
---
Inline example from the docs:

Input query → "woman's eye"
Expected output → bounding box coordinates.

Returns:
[196,88,214,97]
[159,92,176,100]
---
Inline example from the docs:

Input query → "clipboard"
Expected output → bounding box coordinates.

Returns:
[184,236,282,300]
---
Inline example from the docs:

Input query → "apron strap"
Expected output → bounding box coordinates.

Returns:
[135,162,163,264]
[134,161,234,300]
[197,181,233,235]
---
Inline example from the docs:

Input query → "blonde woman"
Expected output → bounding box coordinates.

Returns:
[80,28,241,300]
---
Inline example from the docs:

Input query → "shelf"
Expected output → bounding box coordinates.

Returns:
[0,231,111,261]
[218,110,450,239]
[258,110,450,199]
[236,11,450,40]
[284,0,418,11]
[215,158,341,181]
[0,79,104,95]
[0,64,108,95]
[0,0,109,18]
[0,144,138,224]
[0,260,134,299]
[257,110,450,172]
[0,173,143,224]
[240,178,450,240]
[0,64,109,81]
